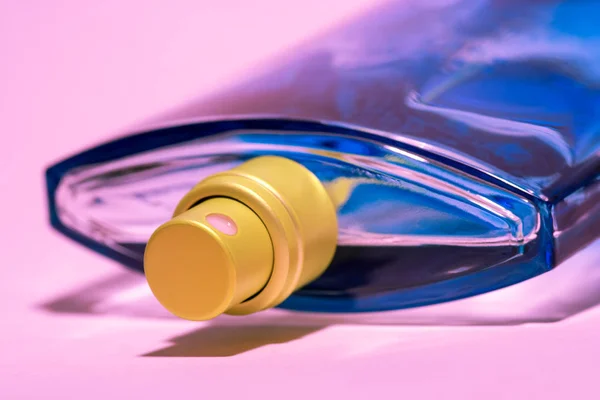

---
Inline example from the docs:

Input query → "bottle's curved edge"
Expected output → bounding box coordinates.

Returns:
[45,165,146,274]
[44,116,546,202]
[44,117,557,314]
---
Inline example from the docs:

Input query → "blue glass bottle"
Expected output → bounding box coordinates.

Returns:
[45,0,599,318]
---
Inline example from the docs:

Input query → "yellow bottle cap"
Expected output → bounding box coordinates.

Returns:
[144,197,274,321]
[144,156,338,321]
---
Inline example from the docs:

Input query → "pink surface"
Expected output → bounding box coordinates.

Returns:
[1,1,599,399]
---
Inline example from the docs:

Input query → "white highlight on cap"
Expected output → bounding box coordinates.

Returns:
[206,213,238,235]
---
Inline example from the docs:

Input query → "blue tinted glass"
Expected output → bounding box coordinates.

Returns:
[46,0,599,313]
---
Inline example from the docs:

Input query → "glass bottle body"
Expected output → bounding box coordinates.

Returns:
[46,0,599,318]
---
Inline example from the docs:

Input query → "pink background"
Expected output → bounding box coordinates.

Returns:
[1,1,599,398]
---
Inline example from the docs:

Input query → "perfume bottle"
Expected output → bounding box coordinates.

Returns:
[46,0,599,321]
